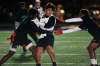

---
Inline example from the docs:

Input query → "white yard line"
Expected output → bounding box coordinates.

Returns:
[2,63,89,64]
[3,63,100,65]
[0,53,100,56]
[0,45,87,49]
[55,41,89,42]
[0,31,13,32]
[0,40,89,44]
[55,36,91,38]
[0,44,82,47]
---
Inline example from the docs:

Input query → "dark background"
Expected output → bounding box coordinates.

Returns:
[0,0,100,13]
[0,0,100,30]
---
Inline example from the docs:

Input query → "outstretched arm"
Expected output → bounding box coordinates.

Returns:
[62,27,82,33]
[54,27,82,35]
[65,18,83,23]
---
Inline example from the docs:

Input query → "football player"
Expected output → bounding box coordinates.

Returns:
[55,9,100,66]
[15,3,38,55]
[0,9,39,66]
[34,3,57,66]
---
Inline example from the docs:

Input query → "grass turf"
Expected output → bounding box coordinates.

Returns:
[0,31,100,66]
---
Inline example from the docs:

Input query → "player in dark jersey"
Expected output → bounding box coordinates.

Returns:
[14,4,38,55]
[0,9,39,66]
[34,3,57,66]
[55,9,100,66]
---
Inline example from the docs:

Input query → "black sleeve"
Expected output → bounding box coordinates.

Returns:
[44,16,56,28]
[79,22,87,30]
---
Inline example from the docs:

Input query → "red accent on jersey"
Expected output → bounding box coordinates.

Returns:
[56,18,64,24]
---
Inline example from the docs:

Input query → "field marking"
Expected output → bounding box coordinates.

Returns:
[0,45,87,47]
[2,63,100,65]
[0,31,13,32]
[0,36,91,39]
[0,41,90,47]
[0,40,90,44]
[0,53,100,56]
[0,36,91,38]
[55,41,90,43]
[0,45,88,48]
[2,63,90,65]
[55,36,91,38]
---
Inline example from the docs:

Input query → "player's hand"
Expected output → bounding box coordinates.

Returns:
[7,32,16,43]
[54,29,63,35]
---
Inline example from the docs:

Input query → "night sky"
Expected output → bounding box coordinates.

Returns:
[0,0,100,8]
[0,0,100,30]
[0,0,100,12]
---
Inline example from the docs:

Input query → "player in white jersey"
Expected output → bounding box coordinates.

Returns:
[33,3,57,66]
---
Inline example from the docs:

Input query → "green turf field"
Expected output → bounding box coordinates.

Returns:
[0,31,100,66]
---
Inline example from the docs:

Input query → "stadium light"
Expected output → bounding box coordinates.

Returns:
[29,4,33,9]
[93,10,100,15]
[60,9,65,14]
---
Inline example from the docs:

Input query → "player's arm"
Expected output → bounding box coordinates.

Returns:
[65,17,83,23]
[7,32,16,43]
[63,27,82,33]
[54,27,82,35]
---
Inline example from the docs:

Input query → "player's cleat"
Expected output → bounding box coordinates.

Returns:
[90,64,98,66]
[21,51,27,56]
[21,48,27,56]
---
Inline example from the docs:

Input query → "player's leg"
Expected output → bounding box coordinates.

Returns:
[29,45,36,57]
[87,40,100,66]
[21,33,37,55]
[21,42,36,58]
[46,45,57,66]
[0,47,16,65]
[0,31,18,65]
[29,32,38,44]
[22,30,38,55]
[35,47,44,66]
[28,32,38,56]
[22,47,27,55]
[44,34,57,66]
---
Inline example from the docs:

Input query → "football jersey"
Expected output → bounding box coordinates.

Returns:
[14,17,39,44]
[35,15,56,47]
[39,15,56,33]
[15,8,28,29]
[15,8,28,24]
[79,16,100,39]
